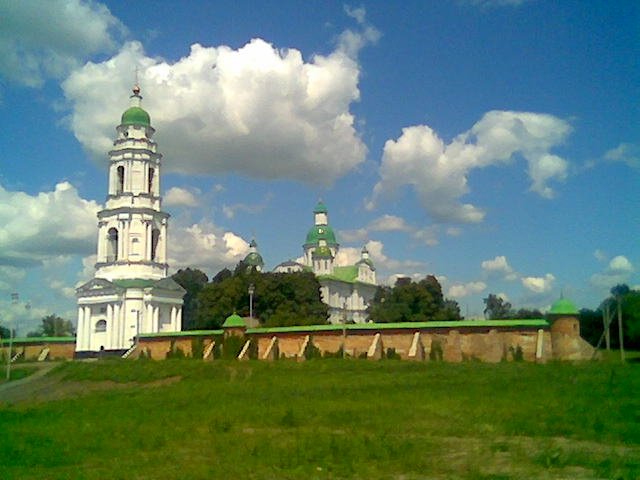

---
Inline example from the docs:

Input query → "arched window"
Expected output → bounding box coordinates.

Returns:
[107,228,118,261]
[95,319,107,332]
[116,166,125,194]
[148,167,155,194]
[151,228,160,261]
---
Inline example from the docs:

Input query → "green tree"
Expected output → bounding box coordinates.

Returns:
[368,276,462,322]
[172,267,208,330]
[195,268,328,329]
[578,285,640,350]
[27,314,74,337]
[0,324,10,339]
[483,294,512,319]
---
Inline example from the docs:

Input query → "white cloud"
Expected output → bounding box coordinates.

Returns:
[0,266,26,292]
[447,281,487,298]
[522,273,555,294]
[221,194,272,219]
[338,228,369,243]
[594,249,607,262]
[164,187,199,207]
[371,111,571,223]
[168,220,249,277]
[0,0,125,87]
[481,255,518,280]
[609,255,634,273]
[605,143,640,169]
[334,240,423,273]
[368,214,413,232]
[63,30,372,185]
[591,255,635,289]
[0,182,100,268]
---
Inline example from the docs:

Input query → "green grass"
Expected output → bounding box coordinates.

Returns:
[1,359,639,479]
[0,365,38,383]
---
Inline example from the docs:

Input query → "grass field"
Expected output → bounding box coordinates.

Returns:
[1,359,639,479]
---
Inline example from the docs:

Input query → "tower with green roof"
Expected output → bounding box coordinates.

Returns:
[76,84,185,356]
[303,200,339,266]
[243,238,265,272]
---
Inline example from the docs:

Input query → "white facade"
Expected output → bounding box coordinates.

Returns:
[275,201,377,324]
[76,86,184,355]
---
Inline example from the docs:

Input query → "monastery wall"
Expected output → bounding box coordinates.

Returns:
[2,317,590,363]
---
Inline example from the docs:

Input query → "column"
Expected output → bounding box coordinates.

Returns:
[145,223,152,260]
[176,307,182,331]
[146,303,153,333]
[106,304,113,349]
[160,223,168,263]
[76,307,85,350]
[84,306,92,351]
[113,303,121,350]
[170,306,176,331]
[153,306,160,332]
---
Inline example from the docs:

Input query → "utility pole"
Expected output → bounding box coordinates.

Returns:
[603,304,611,351]
[617,295,625,363]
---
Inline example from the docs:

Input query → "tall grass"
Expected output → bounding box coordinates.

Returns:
[1,359,638,479]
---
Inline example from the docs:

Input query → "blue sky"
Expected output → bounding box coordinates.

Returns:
[0,0,638,333]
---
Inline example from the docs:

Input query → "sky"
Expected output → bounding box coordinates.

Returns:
[0,0,638,333]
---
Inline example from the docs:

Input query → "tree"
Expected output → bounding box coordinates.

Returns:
[0,324,10,339]
[368,276,462,323]
[195,268,328,329]
[483,294,512,319]
[172,267,209,330]
[27,315,74,337]
[578,285,640,350]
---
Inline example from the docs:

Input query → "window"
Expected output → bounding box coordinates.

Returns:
[148,167,155,193]
[95,320,107,332]
[116,166,124,194]
[151,228,160,261]
[107,228,118,261]
[99,307,107,314]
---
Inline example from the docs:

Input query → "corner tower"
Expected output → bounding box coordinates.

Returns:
[75,85,185,356]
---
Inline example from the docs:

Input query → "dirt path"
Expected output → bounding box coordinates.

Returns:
[0,362,61,404]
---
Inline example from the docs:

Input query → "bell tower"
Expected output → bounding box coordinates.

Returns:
[95,85,168,281]
[75,84,185,356]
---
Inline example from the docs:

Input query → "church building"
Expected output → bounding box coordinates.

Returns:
[273,201,377,323]
[75,85,185,355]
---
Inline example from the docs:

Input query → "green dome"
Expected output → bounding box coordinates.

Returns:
[222,312,245,328]
[305,225,337,245]
[244,252,264,267]
[313,245,333,258]
[121,106,151,127]
[314,201,328,214]
[549,298,578,315]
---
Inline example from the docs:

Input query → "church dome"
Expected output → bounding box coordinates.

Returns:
[305,225,337,245]
[121,106,151,127]
[244,252,264,268]
[549,297,578,315]
[313,200,328,214]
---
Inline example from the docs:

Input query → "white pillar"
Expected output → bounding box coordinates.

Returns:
[170,306,176,331]
[76,307,84,350]
[176,307,182,331]
[160,223,168,263]
[84,306,92,351]
[106,304,114,349]
[113,303,120,350]
[153,306,160,332]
